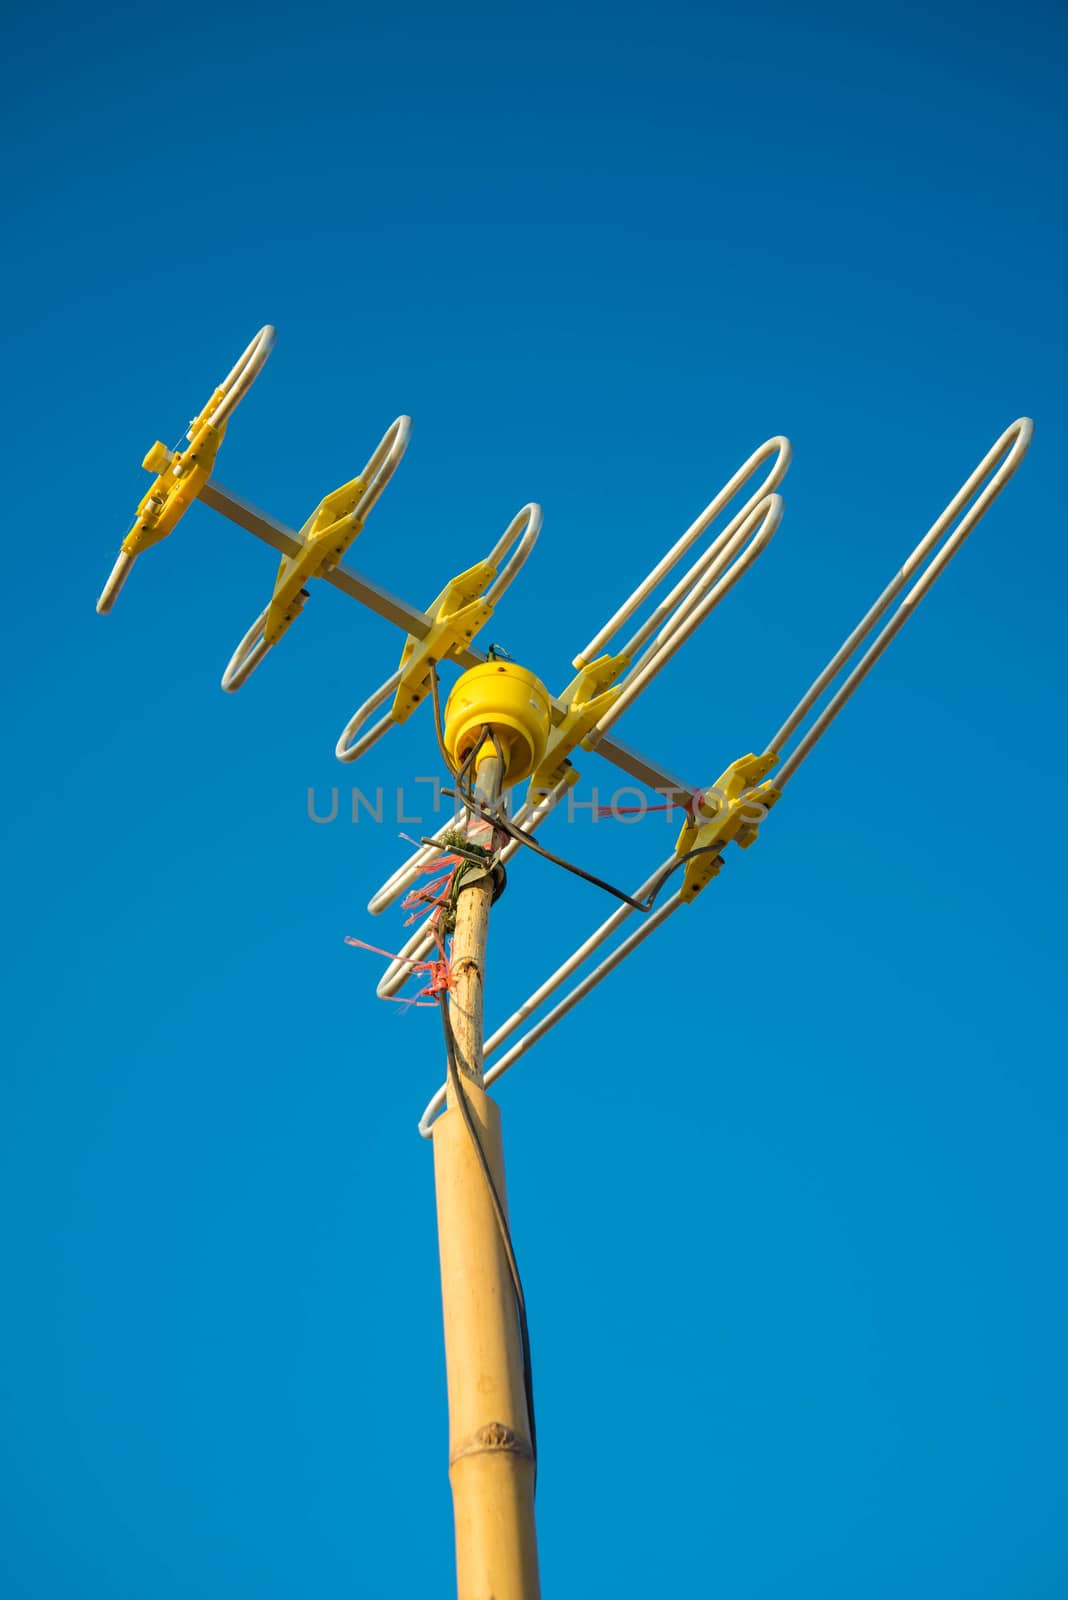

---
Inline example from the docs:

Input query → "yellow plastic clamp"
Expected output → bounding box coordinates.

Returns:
[121,409,226,559]
[674,751,782,903]
[527,651,630,795]
[263,476,366,648]
[390,559,502,722]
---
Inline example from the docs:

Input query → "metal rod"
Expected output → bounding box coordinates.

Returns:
[199,473,697,803]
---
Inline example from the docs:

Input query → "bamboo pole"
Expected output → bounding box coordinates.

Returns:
[432,751,541,1600]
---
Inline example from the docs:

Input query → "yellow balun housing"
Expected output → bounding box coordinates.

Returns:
[444,662,552,788]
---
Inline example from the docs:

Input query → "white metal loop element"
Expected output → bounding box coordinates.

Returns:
[331,669,405,765]
[221,416,411,692]
[575,435,789,720]
[97,325,276,615]
[765,417,1033,786]
[514,438,788,796]
[576,436,790,667]
[484,502,543,605]
[96,550,139,617]
[211,325,278,428]
[416,417,1033,1136]
[589,489,784,745]
[334,503,542,763]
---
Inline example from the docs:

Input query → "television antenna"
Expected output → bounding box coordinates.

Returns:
[96,326,1032,1600]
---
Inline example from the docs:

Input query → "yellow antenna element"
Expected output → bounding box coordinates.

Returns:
[221,416,411,691]
[128,425,224,551]
[334,504,542,764]
[390,560,500,723]
[527,651,630,795]
[262,474,369,647]
[443,661,552,788]
[96,326,275,614]
[672,752,781,903]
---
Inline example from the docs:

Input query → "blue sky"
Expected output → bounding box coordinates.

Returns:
[2,2,1066,1595]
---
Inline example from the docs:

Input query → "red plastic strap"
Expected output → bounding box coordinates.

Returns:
[593,792,703,819]
[345,934,452,1006]
[346,853,463,1008]
[400,852,463,926]
[593,801,674,818]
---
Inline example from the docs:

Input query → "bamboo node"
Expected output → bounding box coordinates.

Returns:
[451,1422,533,1464]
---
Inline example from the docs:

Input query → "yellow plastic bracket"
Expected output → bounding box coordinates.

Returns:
[528,651,631,794]
[674,751,782,904]
[390,559,501,723]
[120,400,227,559]
[262,475,368,647]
